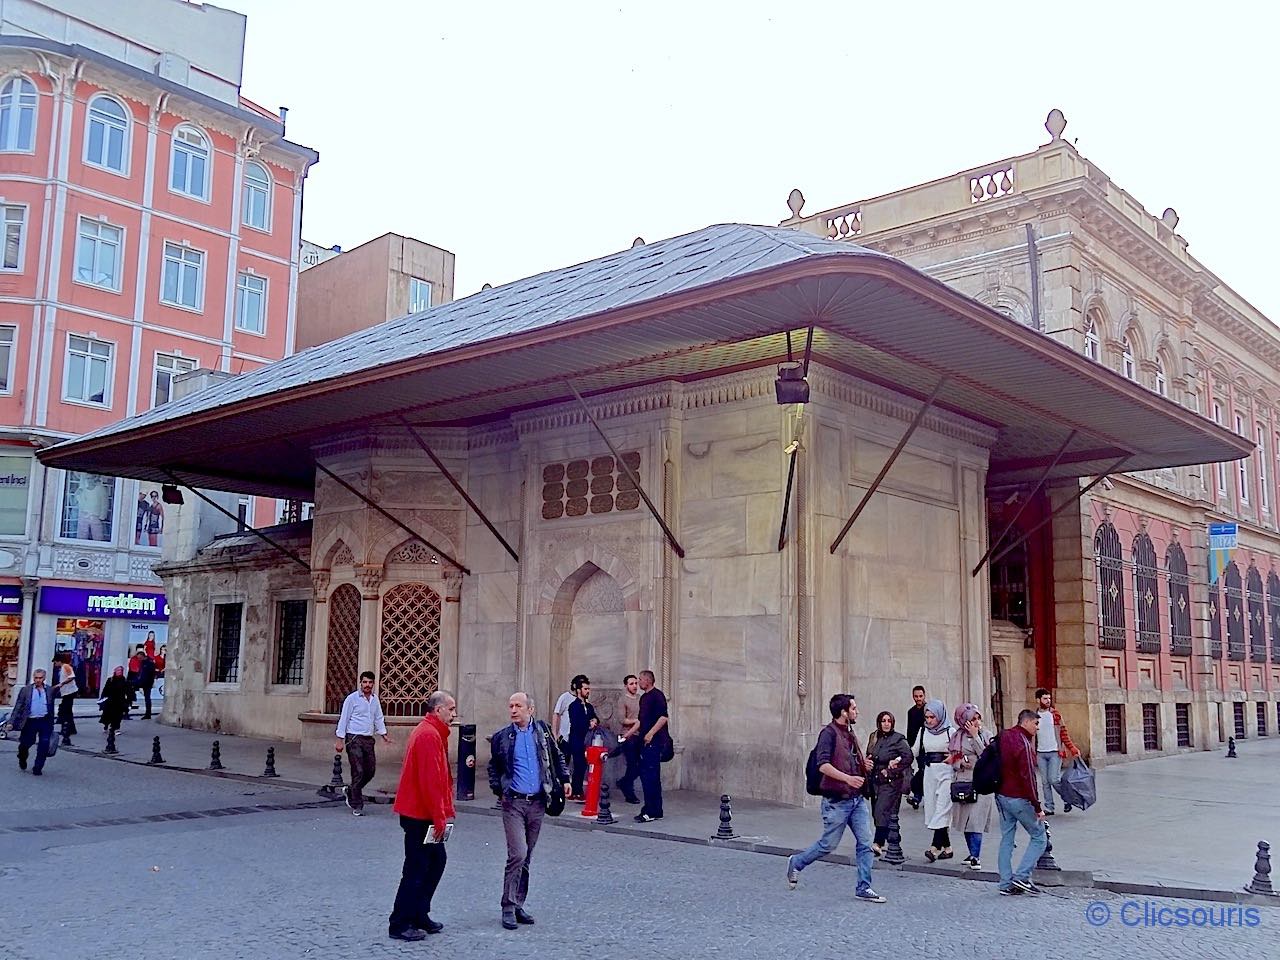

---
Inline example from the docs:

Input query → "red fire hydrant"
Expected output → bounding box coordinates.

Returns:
[581,734,608,817]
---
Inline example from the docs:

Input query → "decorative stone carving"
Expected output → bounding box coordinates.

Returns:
[311,569,331,599]
[356,564,383,598]
[333,543,355,566]
[53,550,113,579]
[389,541,439,565]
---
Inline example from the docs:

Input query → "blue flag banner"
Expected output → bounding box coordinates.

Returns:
[1208,522,1238,585]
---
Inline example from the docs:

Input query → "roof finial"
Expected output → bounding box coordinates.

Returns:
[632,237,645,248]
[786,188,805,219]
[1045,108,1067,142]
[1161,208,1179,230]
[481,283,492,291]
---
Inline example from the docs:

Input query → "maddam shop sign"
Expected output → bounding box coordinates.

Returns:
[38,587,170,621]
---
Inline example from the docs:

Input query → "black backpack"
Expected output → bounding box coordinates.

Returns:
[805,741,824,796]
[973,734,1002,795]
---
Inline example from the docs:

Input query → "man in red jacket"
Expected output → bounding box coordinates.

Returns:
[995,709,1049,896]
[388,690,457,941]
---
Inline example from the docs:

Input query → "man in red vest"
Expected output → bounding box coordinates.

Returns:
[388,690,456,941]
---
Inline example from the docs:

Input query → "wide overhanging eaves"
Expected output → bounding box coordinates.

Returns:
[39,246,1251,499]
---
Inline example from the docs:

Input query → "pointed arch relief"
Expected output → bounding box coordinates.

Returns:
[366,516,459,575]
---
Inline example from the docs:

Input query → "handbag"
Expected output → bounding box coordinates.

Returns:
[539,722,566,817]
[950,780,977,803]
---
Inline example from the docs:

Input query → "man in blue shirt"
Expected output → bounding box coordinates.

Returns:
[12,669,55,776]
[488,692,570,931]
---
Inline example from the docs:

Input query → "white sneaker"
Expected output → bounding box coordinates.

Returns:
[855,889,886,904]
[342,784,351,809]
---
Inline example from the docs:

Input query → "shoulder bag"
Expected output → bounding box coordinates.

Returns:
[538,721,566,817]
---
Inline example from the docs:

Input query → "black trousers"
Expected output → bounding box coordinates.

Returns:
[345,735,376,809]
[570,741,588,796]
[389,816,448,934]
[57,694,77,736]
[639,742,664,817]
[140,684,153,717]
[615,738,641,799]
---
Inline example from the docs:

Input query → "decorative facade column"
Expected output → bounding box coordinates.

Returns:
[356,564,382,674]
[307,570,332,712]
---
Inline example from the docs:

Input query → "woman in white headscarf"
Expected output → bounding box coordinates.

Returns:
[911,697,955,861]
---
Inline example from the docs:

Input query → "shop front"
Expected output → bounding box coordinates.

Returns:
[0,584,22,703]
[35,586,169,699]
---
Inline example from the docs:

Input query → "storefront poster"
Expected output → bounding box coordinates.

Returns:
[60,472,116,543]
[0,455,32,536]
[128,621,167,700]
[134,485,167,549]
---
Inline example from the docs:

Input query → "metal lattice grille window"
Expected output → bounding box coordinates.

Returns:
[1248,565,1268,664]
[1133,533,1161,654]
[1269,572,1280,662]
[324,583,361,713]
[1258,702,1269,737]
[541,452,641,520]
[1142,703,1160,751]
[1225,563,1246,661]
[1234,702,1246,739]
[211,602,243,683]
[1166,543,1192,656]
[1105,704,1125,753]
[1094,520,1126,650]
[1209,583,1223,659]
[377,582,442,718]
[274,599,308,685]
[1176,704,1191,748]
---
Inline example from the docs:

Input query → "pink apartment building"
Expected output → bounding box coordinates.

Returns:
[0,0,317,703]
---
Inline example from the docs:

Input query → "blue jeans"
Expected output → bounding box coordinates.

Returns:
[965,831,983,858]
[1037,751,1063,812]
[17,715,54,773]
[996,796,1047,887]
[791,795,876,895]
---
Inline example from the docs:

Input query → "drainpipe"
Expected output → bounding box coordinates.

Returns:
[1026,223,1043,331]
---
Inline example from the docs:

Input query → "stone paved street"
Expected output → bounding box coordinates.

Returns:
[1,743,1275,960]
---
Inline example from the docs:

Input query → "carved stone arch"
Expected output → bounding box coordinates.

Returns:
[1082,294,1117,342]
[1120,323,1147,361]
[381,536,446,579]
[365,517,458,574]
[537,543,640,613]
[548,560,632,731]
[313,522,361,571]
[977,287,1034,328]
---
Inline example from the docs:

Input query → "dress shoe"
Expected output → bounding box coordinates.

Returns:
[388,928,426,942]
[501,909,518,930]
[420,918,443,934]
[514,908,535,925]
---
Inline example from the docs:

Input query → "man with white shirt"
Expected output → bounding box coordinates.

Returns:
[1033,687,1081,816]
[12,669,55,776]
[334,671,392,816]
[552,677,581,754]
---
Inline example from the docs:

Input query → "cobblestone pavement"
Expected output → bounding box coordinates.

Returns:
[2,745,1274,960]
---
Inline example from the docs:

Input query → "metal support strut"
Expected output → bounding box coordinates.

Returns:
[829,377,948,554]
[163,471,310,572]
[777,326,813,552]
[303,452,471,575]
[970,429,1077,577]
[397,416,519,563]
[566,381,685,559]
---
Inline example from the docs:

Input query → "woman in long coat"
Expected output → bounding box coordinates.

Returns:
[866,710,913,856]
[912,698,955,861]
[99,666,130,739]
[949,702,995,869]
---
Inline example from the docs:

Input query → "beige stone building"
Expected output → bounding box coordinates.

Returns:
[782,109,1280,762]
[40,221,1246,802]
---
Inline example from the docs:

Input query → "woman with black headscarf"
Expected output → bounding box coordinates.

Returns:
[99,666,130,741]
[866,710,914,855]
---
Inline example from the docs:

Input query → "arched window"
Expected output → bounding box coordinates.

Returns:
[378,582,442,718]
[1154,356,1168,397]
[1083,314,1100,362]
[1267,570,1280,663]
[1095,519,1126,650]
[1166,542,1192,656]
[85,95,128,172]
[0,75,37,152]
[1247,564,1267,663]
[1209,579,1223,659]
[1133,532,1160,653]
[1224,562,1245,661]
[323,582,361,713]
[242,160,271,230]
[1121,337,1136,380]
[170,125,210,199]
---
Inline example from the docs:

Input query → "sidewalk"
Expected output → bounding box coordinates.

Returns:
[51,710,1280,900]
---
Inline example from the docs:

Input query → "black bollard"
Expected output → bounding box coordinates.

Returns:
[147,736,164,765]
[318,753,345,798]
[882,808,907,865]
[262,746,279,778]
[713,794,738,840]
[596,780,617,825]
[208,740,224,771]
[1245,841,1278,897]
[104,726,118,755]
[1227,737,1238,758]
[1036,826,1061,871]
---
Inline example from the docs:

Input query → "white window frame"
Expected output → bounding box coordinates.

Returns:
[62,333,114,407]
[1213,401,1228,495]
[1258,424,1269,514]
[0,324,16,395]
[169,124,211,201]
[1235,412,1249,504]
[152,351,197,407]
[408,277,432,313]
[0,75,37,153]
[1154,357,1167,397]
[234,271,267,335]
[84,94,130,174]
[2,203,26,271]
[241,160,271,231]
[1121,338,1136,380]
[160,241,205,311]
[1083,316,1100,361]
[73,216,124,292]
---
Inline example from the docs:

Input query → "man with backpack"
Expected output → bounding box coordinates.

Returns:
[786,693,885,904]
[987,709,1049,895]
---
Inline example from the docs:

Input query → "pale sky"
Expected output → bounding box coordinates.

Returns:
[233,1,1280,320]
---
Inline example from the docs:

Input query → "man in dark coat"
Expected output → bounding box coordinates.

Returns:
[137,653,157,719]
[633,669,671,823]
[905,685,926,807]
[12,669,55,775]
[566,675,598,800]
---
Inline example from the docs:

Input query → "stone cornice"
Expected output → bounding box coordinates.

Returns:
[312,426,471,461]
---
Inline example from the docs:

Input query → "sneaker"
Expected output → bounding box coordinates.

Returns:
[352,809,364,817]
[1011,878,1041,895]
[998,885,1023,896]
[1044,810,1055,816]
[388,928,426,942]
[786,856,800,890]
[634,813,662,823]
[855,889,886,904]
[1063,803,1073,813]
[966,857,982,871]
